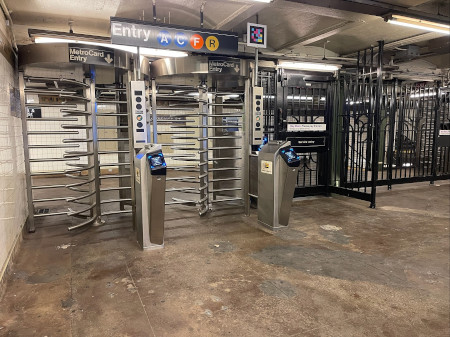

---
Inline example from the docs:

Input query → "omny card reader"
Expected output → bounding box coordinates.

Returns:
[135,144,167,250]
[257,141,301,229]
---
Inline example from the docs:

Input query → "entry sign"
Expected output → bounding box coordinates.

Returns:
[208,57,240,74]
[68,44,114,66]
[110,17,238,56]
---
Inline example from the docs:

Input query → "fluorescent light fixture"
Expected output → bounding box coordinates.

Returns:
[250,0,272,2]
[279,61,341,72]
[33,36,188,58]
[386,15,449,35]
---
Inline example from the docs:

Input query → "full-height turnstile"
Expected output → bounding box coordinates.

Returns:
[149,56,249,216]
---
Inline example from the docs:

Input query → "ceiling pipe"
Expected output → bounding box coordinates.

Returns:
[0,0,18,53]
[200,1,206,28]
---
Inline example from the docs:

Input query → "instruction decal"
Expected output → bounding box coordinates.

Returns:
[261,160,273,175]
[135,168,141,184]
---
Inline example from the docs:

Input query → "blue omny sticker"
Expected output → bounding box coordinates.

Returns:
[174,32,188,47]
[157,30,172,46]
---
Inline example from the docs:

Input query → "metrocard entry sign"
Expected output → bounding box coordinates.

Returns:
[110,17,238,56]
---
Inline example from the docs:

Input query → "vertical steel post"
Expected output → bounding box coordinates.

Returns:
[430,83,441,184]
[127,70,137,230]
[19,72,35,232]
[88,66,102,224]
[370,41,384,209]
[198,83,209,215]
[387,80,397,189]
[151,79,158,144]
[244,78,251,216]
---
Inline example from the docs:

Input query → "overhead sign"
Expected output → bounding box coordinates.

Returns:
[110,17,238,56]
[69,44,114,66]
[208,57,240,74]
[247,23,267,49]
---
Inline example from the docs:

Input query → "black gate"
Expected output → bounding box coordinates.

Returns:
[274,70,333,197]
[262,41,449,207]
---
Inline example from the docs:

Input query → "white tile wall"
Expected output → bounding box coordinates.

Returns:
[0,18,27,279]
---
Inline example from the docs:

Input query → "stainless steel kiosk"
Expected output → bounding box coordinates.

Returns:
[257,141,301,229]
[135,144,167,249]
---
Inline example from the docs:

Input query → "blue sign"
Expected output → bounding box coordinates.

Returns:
[174,32,188,47]
[157,30,172,46]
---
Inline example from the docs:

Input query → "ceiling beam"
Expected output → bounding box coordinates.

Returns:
[275,21,354,51]
[213,2,269,31]
[285,0,449,24]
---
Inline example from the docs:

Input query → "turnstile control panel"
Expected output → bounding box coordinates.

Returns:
[135,144,166,250]
[130,81,148,149]
[257,141,301,229]
[251,86,264,145]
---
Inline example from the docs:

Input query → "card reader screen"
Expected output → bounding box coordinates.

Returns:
[150,156,163,167]
[285,151,296,161]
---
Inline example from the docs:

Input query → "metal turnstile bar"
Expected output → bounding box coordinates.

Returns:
[33,197,68,203]
[166,187,197,192]
[209,146,242,150]
[99,162,129,167]
[99,174,131,179]
[61,124,92,129]
[98,138,130,141]
[25,104,78,108]
[23,76,89,87]
[98,150,130,154]
[208,157,242,161]
[29,157,80,162]
[97,126,129,129]
[29,144,80,149]
[96,100,127,104]
[34,211,68,218]
[96,113,128,116]
[210,187,241,193]
[210,177,242,182]
[26,117,78,122]
[210,197,243,203]
[32,184,67,189]
[209,167,241,172]
[100,198,132,204]
[101,210,132,216]
[28,131,79,135]
[100,187,132,192]
[30,171,66,176]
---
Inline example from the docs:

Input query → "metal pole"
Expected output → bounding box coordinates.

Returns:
[430,83,441,184]
[19,72,36,232]
[254,49,259,87]
[127,70,137,230]
[370,41,384,209]
[153,0,157,22]
[244,78,251,216]
[151,79,158,143]
[198,83,209,215]
[387,80,397,189]
[88,66,102,225]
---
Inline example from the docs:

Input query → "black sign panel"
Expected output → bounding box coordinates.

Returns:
[208,57,240,74]
[69,44,114,66]
[27,107,41,118]
[110,17,238,56]
[287,136,327,153]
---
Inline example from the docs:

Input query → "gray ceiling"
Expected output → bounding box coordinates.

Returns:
[5,0,450,74]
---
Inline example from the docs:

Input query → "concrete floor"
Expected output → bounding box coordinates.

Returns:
[0,181,449,337]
